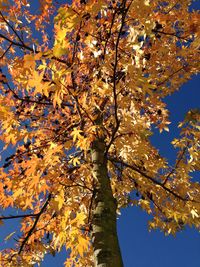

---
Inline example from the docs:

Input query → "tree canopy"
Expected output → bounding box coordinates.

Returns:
[0,0,200,266]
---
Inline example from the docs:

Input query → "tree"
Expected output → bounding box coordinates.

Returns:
[0,0,199,266]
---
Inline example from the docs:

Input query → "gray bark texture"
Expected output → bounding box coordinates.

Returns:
[91,138,124,267]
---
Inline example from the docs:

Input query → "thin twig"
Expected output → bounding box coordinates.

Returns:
[163,145,188,185]
[59,181,93,192]
[106,0,130,154]
[108,157,196,202]
[153,29,191,42]
[103,9,117,59]
[18,194,52,254]
[157,67,184,87]
[0,11,24,44]
[5,82,53,106]
[0,214,38,220]
[0,42,12,59]
[0,33,69,65]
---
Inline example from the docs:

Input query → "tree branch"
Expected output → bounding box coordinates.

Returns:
[106,0,130,154]
[103,9,117,60]
[0,11,24,44]
[153,29,191,42]
[0,214,38,220]
[5,82,53,106]
[0,33,69,65]
[157,67,184,87]
[163,144,188,185]
[18,194,52,254]
[0,42,12,59]
[108,157,195,202]
[58,181,93,192]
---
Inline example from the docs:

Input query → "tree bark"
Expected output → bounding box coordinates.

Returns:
[91,138,124,267]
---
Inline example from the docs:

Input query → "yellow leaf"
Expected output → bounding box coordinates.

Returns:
[24,54,35,69]
[34,52,43,60]
[71,128,83,143]
[56,25,67,43]
[77,236,89,257]
[28,70,47,93]
[56,189,65,210]
[69,157,80,166]
[71,212,86,227]
[4,231,16,241]
[53,44,68,57]
[191,209,199,219]
[13,188,23,198]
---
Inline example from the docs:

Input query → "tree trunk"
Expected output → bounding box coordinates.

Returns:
[91,138,124,267]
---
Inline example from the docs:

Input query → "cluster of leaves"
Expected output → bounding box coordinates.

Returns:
[0,0,199,266]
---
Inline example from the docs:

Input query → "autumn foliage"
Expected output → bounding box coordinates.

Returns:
[0,0,200,266]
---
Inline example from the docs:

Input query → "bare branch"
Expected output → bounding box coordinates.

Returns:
[0,214,38,220]
[0,42,12,59]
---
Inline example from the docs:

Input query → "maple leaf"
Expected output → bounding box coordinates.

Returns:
[191,209,199,219]
[24,54,36,69]
[77,235,90,257]
[71,128,83,143]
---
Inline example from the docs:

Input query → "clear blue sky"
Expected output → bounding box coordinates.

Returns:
[0,1,200,266]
